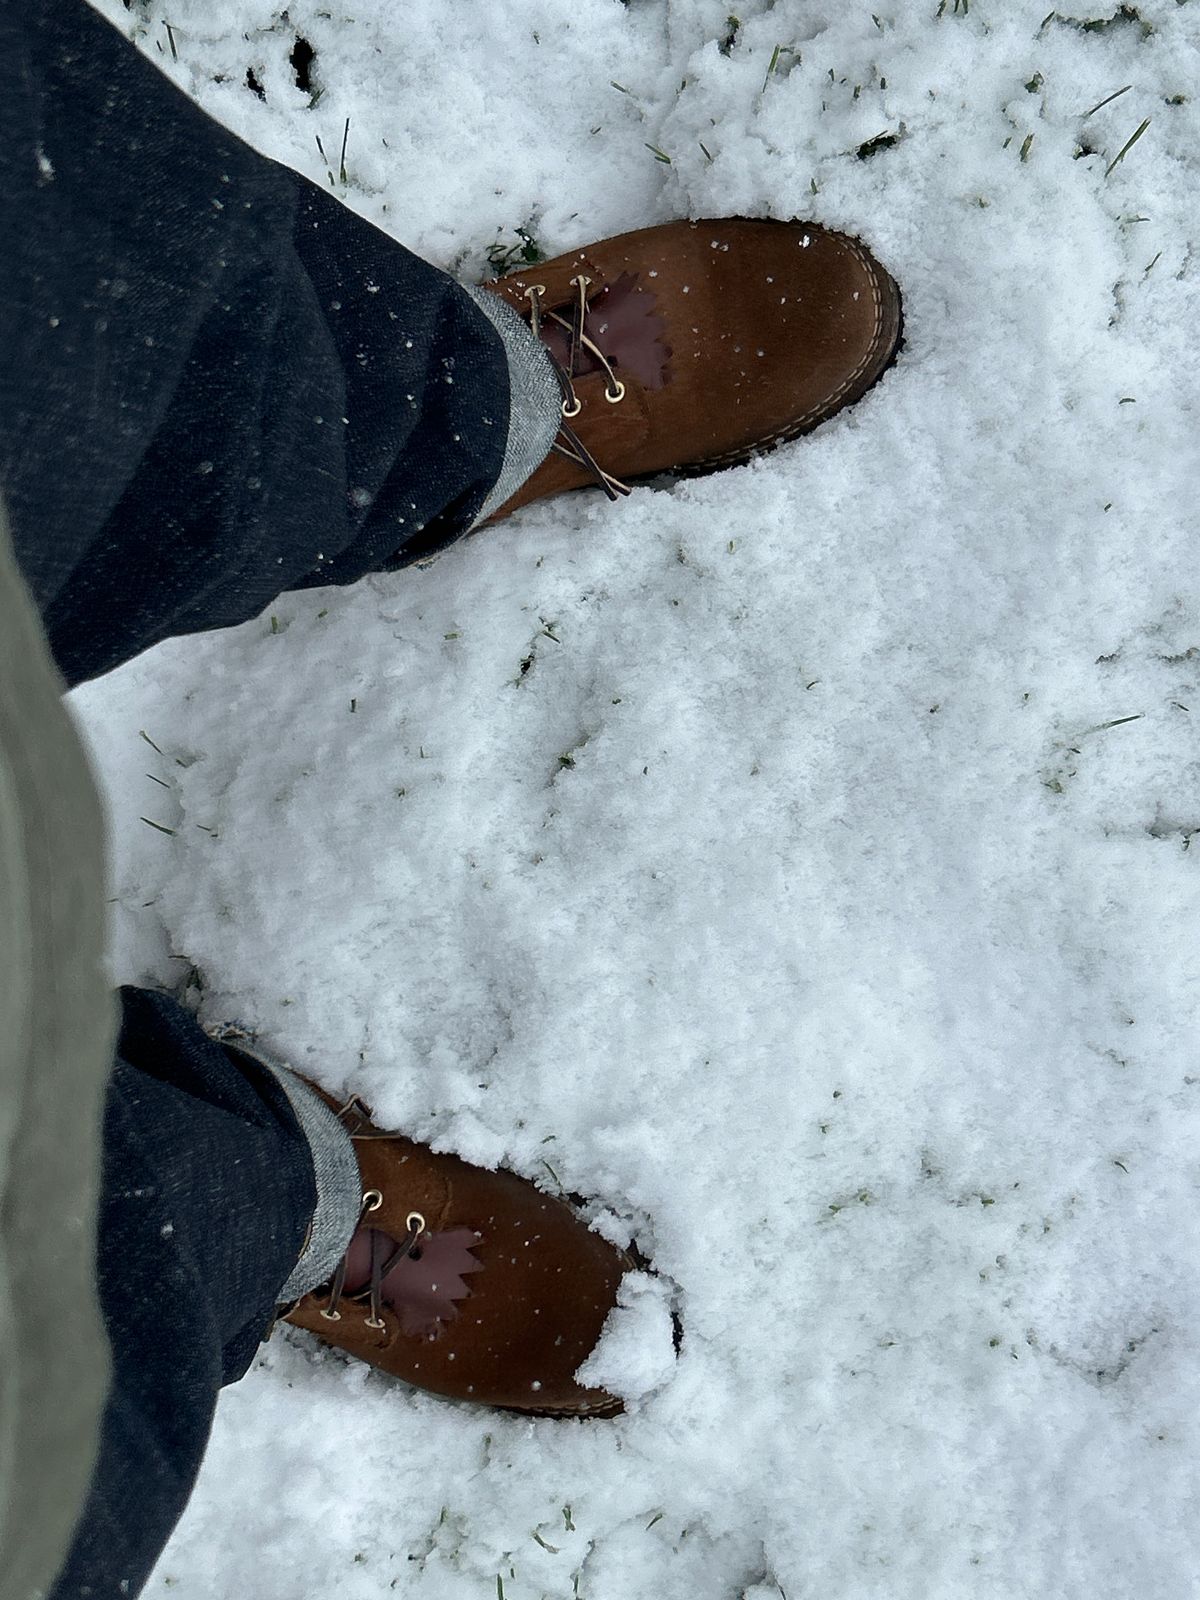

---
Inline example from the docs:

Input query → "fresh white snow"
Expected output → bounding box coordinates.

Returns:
[73,1,1200,1597]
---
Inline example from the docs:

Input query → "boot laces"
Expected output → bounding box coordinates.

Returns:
[523,276,633,503]
[315,1093,427,1331]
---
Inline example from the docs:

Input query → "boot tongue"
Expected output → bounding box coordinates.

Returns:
[538,273,672,391]
[539,318,600,381]
[342,1226,485,1338]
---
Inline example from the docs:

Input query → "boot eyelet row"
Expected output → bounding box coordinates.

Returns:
[517,278,632,501]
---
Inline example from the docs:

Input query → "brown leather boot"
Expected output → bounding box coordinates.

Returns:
[282,1085,632,1417]
[476,216,902,524]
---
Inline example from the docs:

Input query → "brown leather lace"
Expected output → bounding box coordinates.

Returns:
[523,276,633,503]
[317,1191,426,1330]
[315,1094,426,1331]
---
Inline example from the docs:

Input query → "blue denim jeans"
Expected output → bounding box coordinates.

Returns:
[1,4,560,1597]
[3,4,557,691]
[49,990,322,1600]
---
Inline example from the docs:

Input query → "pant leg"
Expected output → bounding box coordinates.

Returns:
[48,987,322,1600]
[0,7,556,1590]
[0,0,550,688]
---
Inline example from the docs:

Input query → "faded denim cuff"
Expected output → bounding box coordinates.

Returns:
[462,283,561,526]
[256,1062,362,1304]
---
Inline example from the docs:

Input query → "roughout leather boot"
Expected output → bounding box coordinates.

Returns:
[476,217,902,523]
[282,1083,632,1417]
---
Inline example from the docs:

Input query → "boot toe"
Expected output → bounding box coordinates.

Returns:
[668,217,903,469]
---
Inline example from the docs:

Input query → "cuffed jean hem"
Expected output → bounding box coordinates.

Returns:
[228,1051,362,1304]
[463,284,561,527]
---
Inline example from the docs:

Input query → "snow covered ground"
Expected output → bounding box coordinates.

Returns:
[74,1,1200,1596]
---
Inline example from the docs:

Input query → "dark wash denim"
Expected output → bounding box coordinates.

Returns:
[3,1,511,690]
[49,989,319,1600]
[0,4,514,1597]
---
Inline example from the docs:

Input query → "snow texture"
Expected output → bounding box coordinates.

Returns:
[73,1,1200,1597]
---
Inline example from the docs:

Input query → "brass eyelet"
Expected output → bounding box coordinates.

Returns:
[364,1315,386,1330]
[570,273,592,289]
[561,398,582,419]
[363,1189,383,1212]
[320,1308,342,1322]
[523,284,546,300]
[406,1211,426,1233]
[604,382,626,404]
